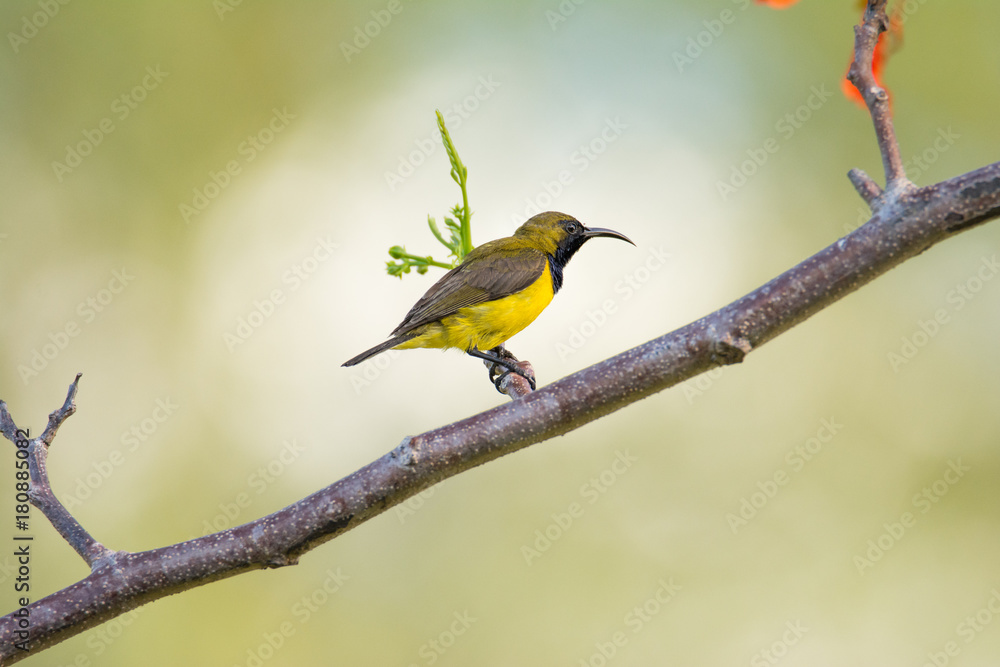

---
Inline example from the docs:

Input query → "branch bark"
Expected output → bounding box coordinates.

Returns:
[1,375,116,571]
[1,1,998,662]
[847,0,910,196]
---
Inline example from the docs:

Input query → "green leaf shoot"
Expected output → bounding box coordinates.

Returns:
[385,110,474,278]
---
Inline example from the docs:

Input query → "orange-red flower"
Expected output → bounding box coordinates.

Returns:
[756,0,905,107]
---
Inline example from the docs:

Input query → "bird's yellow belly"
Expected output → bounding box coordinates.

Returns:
[397,262,555,352]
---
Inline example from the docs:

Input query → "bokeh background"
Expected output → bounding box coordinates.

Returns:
[2,1,1000,665]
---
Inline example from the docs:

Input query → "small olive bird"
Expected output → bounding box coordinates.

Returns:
[343,211,634,389]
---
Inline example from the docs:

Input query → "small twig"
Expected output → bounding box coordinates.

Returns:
[1,375,116,569]
[40,373,81,446]
[0,405,20,445]
[847,168,883,206]
[847,0,911,195]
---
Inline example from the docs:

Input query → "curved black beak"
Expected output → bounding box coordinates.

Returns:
[583,226,635,246]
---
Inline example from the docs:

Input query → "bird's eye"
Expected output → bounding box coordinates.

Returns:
[564,221,580,234]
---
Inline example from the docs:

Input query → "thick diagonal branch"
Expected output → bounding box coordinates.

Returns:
[1,157,998,662]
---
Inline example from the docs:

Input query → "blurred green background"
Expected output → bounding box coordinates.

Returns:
[2,0,1000,665]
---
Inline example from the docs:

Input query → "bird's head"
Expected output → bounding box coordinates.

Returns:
[513,211,634,260]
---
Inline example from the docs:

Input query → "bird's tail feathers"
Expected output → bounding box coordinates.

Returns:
[342,333,417,367]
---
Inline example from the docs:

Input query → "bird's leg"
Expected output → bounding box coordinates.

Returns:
[486,345,527,391]
[467,345,536,392]
[491,345,538,392]
[468,346,531,391]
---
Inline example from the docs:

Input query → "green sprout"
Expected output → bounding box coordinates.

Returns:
[385,110,474,278]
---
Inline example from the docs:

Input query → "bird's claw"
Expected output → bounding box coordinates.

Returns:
[491,368,511,392]
[488,360,536,393]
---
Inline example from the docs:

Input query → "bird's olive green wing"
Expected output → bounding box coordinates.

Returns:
[390,244,547,336]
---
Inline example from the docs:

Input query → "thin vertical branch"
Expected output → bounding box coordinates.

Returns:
[846,0,911,198]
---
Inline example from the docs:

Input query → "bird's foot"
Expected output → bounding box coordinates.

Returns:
[489,365,536,393]
[486,346,536,393]
[467,346,537,394]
